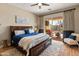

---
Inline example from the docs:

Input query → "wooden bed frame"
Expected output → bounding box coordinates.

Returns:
[10,26,51,56]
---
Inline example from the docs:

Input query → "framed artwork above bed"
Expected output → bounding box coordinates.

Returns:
[15,16,29,24]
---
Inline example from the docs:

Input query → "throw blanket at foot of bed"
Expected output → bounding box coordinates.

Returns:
[18,33,49,55]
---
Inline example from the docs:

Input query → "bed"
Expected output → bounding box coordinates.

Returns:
[10,26,51,56]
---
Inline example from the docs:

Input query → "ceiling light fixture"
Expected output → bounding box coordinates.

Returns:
[38,3,42,6]
[31,3,50,9]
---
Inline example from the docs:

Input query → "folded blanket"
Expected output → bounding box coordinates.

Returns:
[18,33,49,50]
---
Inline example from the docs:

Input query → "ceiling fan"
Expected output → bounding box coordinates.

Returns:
[31,3,50,9]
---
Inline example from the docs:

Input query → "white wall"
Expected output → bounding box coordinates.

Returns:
[0,4,37,47]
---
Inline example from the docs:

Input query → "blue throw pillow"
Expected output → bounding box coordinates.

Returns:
[25,29,29,34]
[69,35,76,40]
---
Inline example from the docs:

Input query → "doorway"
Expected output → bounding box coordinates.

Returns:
[45,17,64,41]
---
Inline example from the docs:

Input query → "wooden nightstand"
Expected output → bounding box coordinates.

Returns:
[3,40,8,48]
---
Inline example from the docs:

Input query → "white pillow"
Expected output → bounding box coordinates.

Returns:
[14,30,25,35]
[29,29,34,33]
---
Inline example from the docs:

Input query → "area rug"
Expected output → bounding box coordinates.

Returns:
[0,40,79,56]
[40,40,79,56]
[40,40,64,56]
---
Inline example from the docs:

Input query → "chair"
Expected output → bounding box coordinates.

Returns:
[64,33,79,45]
[64,38,78,45]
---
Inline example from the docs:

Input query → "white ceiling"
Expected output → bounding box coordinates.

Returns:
[9,3,79,16]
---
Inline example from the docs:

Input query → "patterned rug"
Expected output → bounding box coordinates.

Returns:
[40,40,64,56]
[0,40,79,56]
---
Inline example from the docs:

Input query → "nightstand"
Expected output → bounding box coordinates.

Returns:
[3,40,8,48]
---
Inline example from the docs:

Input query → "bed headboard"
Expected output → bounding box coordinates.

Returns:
[10,26,32,38]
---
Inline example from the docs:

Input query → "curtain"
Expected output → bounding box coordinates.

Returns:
[64,10,75,31]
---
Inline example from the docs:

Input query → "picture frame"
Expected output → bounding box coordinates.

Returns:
[15,16,27,24]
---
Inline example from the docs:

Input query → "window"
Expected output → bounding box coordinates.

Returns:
[49,19,63,32]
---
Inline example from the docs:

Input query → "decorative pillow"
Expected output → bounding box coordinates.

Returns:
[25,29,29,34]
[69,35,76,40]
[29,29,35,34]
[14,30,25,35]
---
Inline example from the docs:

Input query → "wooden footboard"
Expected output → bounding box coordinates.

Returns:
[29,39,51,56]
[15,38,51,56]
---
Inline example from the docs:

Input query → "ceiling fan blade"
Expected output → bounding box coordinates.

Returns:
[42,3,49,6]
[31,3,38,6]
[39,6,41,9]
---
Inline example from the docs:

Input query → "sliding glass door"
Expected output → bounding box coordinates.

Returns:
[49,19,63,33]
